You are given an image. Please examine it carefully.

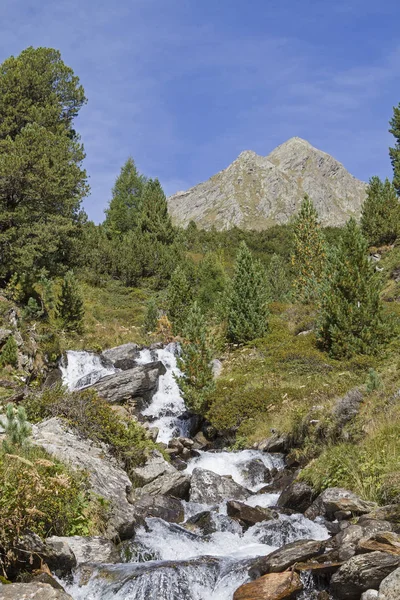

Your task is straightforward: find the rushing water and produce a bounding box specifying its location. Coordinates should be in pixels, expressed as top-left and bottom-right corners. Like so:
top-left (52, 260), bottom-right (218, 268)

top-left (60, 345), bottom-right (329, 600)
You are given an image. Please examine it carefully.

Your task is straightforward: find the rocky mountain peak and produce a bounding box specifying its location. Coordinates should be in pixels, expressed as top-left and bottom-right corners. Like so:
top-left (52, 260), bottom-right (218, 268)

top-left (167, 138), bottom-right (367, 231)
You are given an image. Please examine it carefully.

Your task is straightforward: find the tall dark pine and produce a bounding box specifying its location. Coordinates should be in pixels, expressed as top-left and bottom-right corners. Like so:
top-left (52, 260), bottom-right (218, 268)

top-left (139, 179), bottom-right (175, 245)
top-left (361, 176), bottom-right (400, 246)
top-left (389, 102), bottom-right (400, 196)
top-left (56, 271), bottom-right (84, 333)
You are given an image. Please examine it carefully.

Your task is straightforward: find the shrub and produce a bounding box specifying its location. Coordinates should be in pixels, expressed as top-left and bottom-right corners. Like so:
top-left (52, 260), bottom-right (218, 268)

top-left (0, 336), bottom-right (18, 368)
top-left (0, 404), bottom-right (31, 453)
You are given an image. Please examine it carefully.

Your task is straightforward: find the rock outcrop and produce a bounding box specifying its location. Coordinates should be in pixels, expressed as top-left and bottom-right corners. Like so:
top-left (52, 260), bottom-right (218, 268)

top-left (168, 137), bottom-right (366, 231)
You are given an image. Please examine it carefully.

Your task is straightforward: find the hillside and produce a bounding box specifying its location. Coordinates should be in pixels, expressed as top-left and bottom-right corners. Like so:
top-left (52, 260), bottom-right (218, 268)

top-left (167, 137), bottom-right (367, 230)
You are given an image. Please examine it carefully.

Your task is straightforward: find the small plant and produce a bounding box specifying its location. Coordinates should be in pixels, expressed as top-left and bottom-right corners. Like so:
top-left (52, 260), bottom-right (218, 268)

top-left (0, 403), bottom-right (31, 454)
top-left (366, 368), bottom-right (382, 393)
top-left (22, 297), bottom-right (44, 320)
top-left (0, 336), bottom-right (18, 369)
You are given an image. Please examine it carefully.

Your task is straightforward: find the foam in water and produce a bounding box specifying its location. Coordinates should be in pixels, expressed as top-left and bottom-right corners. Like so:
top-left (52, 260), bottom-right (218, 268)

top-left (60, 350), bottom-right (117, 391)
top-left (185, 450), bottom-right (284, 491)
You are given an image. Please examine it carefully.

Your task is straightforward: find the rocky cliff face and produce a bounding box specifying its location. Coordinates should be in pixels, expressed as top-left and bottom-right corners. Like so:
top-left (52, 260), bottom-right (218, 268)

top-left (167, 137), bottom-right (367, 230)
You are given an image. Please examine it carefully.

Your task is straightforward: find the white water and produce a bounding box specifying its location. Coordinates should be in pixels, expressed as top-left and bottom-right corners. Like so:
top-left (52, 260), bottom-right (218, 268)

top-left (59, 345), bottom-right (329, 600)
top-left (60, 350), bottom-right (117, 391)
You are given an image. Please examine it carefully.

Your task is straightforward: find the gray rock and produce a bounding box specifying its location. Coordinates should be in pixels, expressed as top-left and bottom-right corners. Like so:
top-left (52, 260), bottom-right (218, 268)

top-left (249, 539), bottom-right (325, 577)
top-left (167, 137), bottom-right (366, 231)
top-left (333, 521), bottom-right (394, 562)
top-left (0, 328), bottom-right (12, 345)
top-left (241, 458), bottom-right (272, 488)
top-left (361, 592), bottom-right (379, 600)
top-left (189, 468), bottom-right (250, 504)
top-left (226, 500), bottom-right (278, 527)
top-left (305, 487), bottom-right (377, 521)
top-left (32, 418), bottom-right (139, 540)
top-left (332, 389), bottom-right (364, 428)
top-left (47, 536), bottom-right (119, 565)
top-left (101, 343), bottom-right (141, 370)
top-left (0, 583), bottom-right (73, 600)
top-left (378, 566), bottom-right (400, 599)
top-left (211, 359), bottom-right (223, 378)
top-left (330, 552), bottom-right (400, 599)
top-left (138, 471), bottom-right (190, 499)
top-left (92, 362), bottom-right (166, 408)
top-left (257, 433), bottom-right (289, 453)
top-left (130, 450), bottom-right (176, 486)
top-left (9, 531), bottom-right (76, 578)
top-left (277, 481), bottom-right (316, 513)
top-left (132, 494), bottom-right (184, 523)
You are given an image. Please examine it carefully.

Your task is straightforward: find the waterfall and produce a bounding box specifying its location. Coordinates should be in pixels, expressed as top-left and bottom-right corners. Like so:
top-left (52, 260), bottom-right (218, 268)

top-left (60, 350), bottom-right (117, 391)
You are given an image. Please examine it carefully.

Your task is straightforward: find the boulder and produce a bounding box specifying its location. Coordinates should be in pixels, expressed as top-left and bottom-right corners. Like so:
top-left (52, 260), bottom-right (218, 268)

top-left (32, 418), bottom-right (139, 540)
top-left (333, 522), bottom-right (394, 562)
top-left (130, 450), bottom-right (177, 486)
top-left (305, 488), bottom-right (377, 521)
top-left (241, 458), bottom-right (272, 488)
top-left (132, 494), bottom-right (184, 523)
top-left (192, 431), bottom-right (211, 450)
top-left (0, 583), bottom-right (73, 600)
top-left (257, 433), bottom-right (290, 453)
top-left (9, 532), bottom-right (76, 578)
top-left (227, 500), bottom-right (278, 528)
top-left (47, 536), bottom-right (119, 565)
top-left (92, 361), bottom-right (166, 409)
top-left (360, 505), bottom-right (400, 526)
top-left (137, 471), bottom-right (190, 499)
top-left (357, 532), bottom-right (400, 556)
top-left (361, 593), bottom-right (378, 600)
top-left (332, 389), bottom-right (363, 429)
top-left (249, 539), bottom-right (325, 577)
top-left (185, 510), bottom-right (241, 536)
top-left (101, 343), bottom-right (141, 370)
top-left (233, 571), bottom-right (303, 600)
top-left (189, 468), bottom-right (250, 504)
top-left (259, 468), bottom-right (295, 494)
top-left (277, 481), bottom-right (316, 514)
top-left (330, 552), bottom-right (400, 599)
top-left (378, 566), bottom-right (400, 599)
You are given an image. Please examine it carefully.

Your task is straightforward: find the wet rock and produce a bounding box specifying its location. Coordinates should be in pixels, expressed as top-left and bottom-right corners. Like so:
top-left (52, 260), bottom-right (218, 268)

top-left (241, 458), bottom-right (272, 488)
top-left (0, 583), bottom-right (73, 599)
top-left (101, 343), bottom-right (141, 370)
top-left (305, 487), bottom-right (377, 521)
top-left (92, 361), bottom-right (166, 408)
top-left (227, 500), bottom-right (278, 528)
top-left (361, 591), bottom-right (378, 600)
top-left (259, 468), bottom-right (295, 494)
top-left (330, 551), bottom-right (400, 599)
top-left (47, 536), bottom-right (119, 565)
top-left (257, 433), bottom-right (290, 453)
top-left (132, 493), bottom-right (184, 523)
top-left (130, 450), bottom-right (176, 486)
top-left (378, 565), bottom-right (400, 599)
top-left (189, 468), bottom-right (250, 504)
top-left (249, 539), bottom-right (325, 577)
top-left (277, 481), bottom-right (316, 514)
top-left (138, 471), bottom-right (191, 499)
top-left (233, 571), bottom-right (303, 600)
top-left (32, 418), bottom-right (139, 540)
top-left (357, 531), bottom-right (400, 556)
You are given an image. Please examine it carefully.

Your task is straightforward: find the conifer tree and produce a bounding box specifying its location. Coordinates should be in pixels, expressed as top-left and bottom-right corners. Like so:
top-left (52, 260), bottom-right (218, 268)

top-left (177, 302), bottom-right (215, 415)
top-left (361, 176), bottom-right (400, 246)
top-left (267, 253), bottom-right (292, 302)
top-left (292, 196), bottom-right (326, 303)
top-left (389, 102), bottom-right (400, 196)
top-left (318, 219), bottom-right (386, 358)
top-left (0, 336), bottom-right (18, 368)
top-left (56, 271), bottom-right (84, 332)
top-left (104, 157), bottom-right (146, 237)
top-left (139, 179), bottom-right (175, 245)
top-left (0, 403), bottom-right (31, 453)
top-left (226, 241), bottom-right (269, 343)
top-left (167, 266), bottom-right (192, 334)
top-left (143, 297), bottom-right (159, 334)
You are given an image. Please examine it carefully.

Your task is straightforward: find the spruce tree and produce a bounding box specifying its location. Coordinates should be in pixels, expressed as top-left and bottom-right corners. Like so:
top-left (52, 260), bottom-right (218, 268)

top-left (361, 176), bottom-right (400, 246)
top-left (56, 271), bottom-right (84, 332)
top-left (292, 196), bottom-right (326, 303)
top-left (227, 241), bottom-right (269, 343)
top-left (104, 157), bottom-right (146, 237)
top-left (176, 302), bottom-right (215, 415)
top-left (389, 102), bottom-right (400, 196)
top-left (267, 253), bottom-right (292, 302)
top-left (318, 219), bottom-right (386, 358)
top-left (139, 179), bottom-right (175, 245)
top-left (167, 266), bottom-right (192, 334)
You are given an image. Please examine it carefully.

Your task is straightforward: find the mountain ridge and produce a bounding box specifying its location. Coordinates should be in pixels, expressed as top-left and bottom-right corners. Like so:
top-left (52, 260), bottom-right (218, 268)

top-left (167, 137), bottom-right (367, 230)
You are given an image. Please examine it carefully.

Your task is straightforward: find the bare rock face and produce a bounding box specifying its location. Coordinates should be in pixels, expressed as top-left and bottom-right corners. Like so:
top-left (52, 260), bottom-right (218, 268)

top-left (168, 138), bottom-right (366, 231)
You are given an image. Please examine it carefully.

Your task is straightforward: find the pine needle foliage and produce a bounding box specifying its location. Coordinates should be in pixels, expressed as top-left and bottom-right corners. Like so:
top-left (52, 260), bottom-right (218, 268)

top-left (56, 271), bottom-right (84, 332)
top-left (389, 102), bottom-right (400, 196)
top-left (317, 218), bottom-right (387, 358)
top-left (361, 176), bottom-right (400, 246)
top-left (267, 253), bottom-right (292, 302)
top-left (0, 403), bottom-right (31, 454)
top-left (226, 241), bottom-right (269, 344)
top-left (177, 302), bottom-right (215, 415)
top-left (292, 196), bottom-right (327, 303)
top-left (0, 336), bottom-right (18, 368)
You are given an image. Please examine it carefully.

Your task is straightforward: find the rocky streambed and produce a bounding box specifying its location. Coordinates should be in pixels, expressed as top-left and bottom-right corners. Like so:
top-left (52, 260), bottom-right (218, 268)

top-left (2, 343), bottom-right (400, 600)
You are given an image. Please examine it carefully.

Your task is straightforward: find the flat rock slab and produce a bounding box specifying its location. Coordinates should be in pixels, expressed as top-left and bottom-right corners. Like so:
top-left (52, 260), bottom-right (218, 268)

top-left (132, 494), bottom-right (184, 523)
top-left (0, 583), bottom-right (72, 600)
top-left (101, 343), bottom-right (141, 370)
top-left (233, 571), bottom-right (303, 600)
top-left (305, 487), bottom-right (377, 521)
top-left (189, 468), bottom-right (250, 504)
top-left (130, 450), bottom-right (176, 486)
top-left (139, 471), bottom-right (190, 499)
top-left (227, 500), bottom-right (278, 527)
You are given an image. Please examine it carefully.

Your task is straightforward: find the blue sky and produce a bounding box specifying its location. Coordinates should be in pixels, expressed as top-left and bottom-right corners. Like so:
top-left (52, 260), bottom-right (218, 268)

top-left (1, 0), bottom-right (400, 223)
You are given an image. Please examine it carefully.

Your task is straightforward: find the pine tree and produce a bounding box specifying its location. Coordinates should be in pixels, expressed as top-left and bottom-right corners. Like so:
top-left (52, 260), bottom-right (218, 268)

top-left (292, 196), bottom-right (326, 303)
top-left (0, 403), bottom-right (31, 453)
top-left (56, 271), bottom-right (84, 332)
top-left (318, 219), bottom-right (387, 358)
top-left (197, 252), bottom-right (227, 315)
top-left (0, 336), bottom-right (18, 368)
top-left (139, 179), bottom-right (175, 245)
top-left (227, 241), bottom-right (269, 343)
top-left (143, 297), bottom-right (159, 334)
top-left (361, 176), bottom-right (400, 246)
top-left (267, 253), bottom-right (292, 302)
top-left (176, 302), bottom-right (215, 415)
top-left (104, 157), bottom-right (146, 237)
top-left (167, 266), bottom-right (192, 334)
top-left (389, 102), bottom-right (400, 196)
